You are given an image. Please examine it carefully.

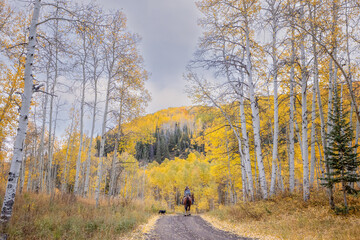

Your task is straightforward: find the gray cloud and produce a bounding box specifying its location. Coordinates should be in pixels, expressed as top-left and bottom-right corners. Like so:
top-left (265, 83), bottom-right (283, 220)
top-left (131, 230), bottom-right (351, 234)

top-left (100, 0), bottom-right (201, 113)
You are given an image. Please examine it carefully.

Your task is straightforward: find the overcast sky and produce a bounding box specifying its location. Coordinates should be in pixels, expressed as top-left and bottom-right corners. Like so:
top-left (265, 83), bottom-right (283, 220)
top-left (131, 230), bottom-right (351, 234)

top-left (99, 0), bottom-right (202, 113)
top-left (9, 0), bottom-right (202, 138)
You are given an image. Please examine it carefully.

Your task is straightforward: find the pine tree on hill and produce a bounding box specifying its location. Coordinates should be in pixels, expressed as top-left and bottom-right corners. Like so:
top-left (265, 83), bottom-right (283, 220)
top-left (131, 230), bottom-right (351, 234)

top-left (155, 128), bottom-right (162, 163)
top-left (322, 85), bottom-right (360, 211)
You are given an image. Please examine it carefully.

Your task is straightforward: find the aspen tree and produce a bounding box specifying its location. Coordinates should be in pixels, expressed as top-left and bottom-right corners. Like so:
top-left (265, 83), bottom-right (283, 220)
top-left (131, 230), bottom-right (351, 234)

top-left (297, 1), bottom-right (310, 201)
top-left (266, 0), bottom-right (282, 197)
top-left (84, 15), bottom-right (104, 197)
top-left (242, 0), bottom-right (268, 199)
top-left (309, 1), bottom-right (318, 188)
top-left (0, 0), bottom-right (41, 227)
top-left (73, 13), bottom-right (89, 195)
top-left (95, 12), bottom-right (128, 206)
top-left (289, 26), bottom-right (296, 192)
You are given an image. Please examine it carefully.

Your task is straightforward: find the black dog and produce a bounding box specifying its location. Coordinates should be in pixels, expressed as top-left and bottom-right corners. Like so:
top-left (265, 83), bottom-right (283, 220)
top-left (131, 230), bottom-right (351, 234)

top-left (158, 210), bottom-right (166, 215)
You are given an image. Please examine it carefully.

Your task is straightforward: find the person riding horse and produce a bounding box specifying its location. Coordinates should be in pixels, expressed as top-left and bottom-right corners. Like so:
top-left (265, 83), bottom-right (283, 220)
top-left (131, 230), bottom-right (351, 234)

top-left (183, 186), bottom-right (194, 216)
top-left (184, 186), bottom-right (194, 204)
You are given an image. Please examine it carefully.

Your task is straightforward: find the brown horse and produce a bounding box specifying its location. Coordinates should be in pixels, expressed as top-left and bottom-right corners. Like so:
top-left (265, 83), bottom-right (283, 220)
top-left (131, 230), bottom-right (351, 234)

top-left (183, 193), bottom-right (194, 216)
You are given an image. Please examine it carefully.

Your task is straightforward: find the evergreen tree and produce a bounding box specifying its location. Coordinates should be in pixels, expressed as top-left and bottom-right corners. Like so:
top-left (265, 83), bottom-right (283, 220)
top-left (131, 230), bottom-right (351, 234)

top-left (322, 85), bottom-right (360, 210)
top-left (155, 127), bottom-right (162, 163)
top-left (135, 142), bottom-right (142, 160)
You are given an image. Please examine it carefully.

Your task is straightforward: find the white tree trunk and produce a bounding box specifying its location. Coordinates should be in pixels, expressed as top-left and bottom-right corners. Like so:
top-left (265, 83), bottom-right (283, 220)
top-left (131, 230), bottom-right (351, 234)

top-left (109, 128), bottom-right (120, 196)
top-left (61, 118), bottom-right (74, 192)
top-left (84, 83), bottom-right (97, 197)
top-left (239, 84), bottom-right (254, 200)
top-left (194, 72), bottom-right (252, 200)
top-left (26, 147), bottom-right (33, 192)
top-left (225, 136), bottom-right (234, 204)
top-left (310, 85), bottom-right (316, 188)
top-left (245, 15), bottom-right (267, 199)
top-left (309, 6), bottom-right (318, 188)
top-left (46, 10), bottom-right (60, 195)
top-left (50, 101), bottom-right (59, 195)
top-left (270, 17), bottom-right (279, 197)
top-left (74, 36), bottom-right (88, 194)
top-left (95, 75), bottom-right (111, 207)
top-left (37, 76), bottom-right (49, 192)
top-left (47, 93), bottom-right (54, 194)
top-left (300, 10), bottom-right (309, 200)
top-left (289, 31), bottom-right (295, 193)
top-left (0, 0), bottom-right (41, 224)
top-left (19, 146), bottom-right (27, 194)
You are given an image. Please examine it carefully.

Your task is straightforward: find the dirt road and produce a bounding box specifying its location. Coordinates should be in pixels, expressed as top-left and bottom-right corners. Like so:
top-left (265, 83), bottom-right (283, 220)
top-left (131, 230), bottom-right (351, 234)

top-left (145, 215), bottom-right (253, 240)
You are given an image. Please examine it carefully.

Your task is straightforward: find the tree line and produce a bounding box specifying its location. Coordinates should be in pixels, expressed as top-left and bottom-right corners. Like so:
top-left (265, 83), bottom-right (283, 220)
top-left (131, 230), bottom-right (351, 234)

top-left (0, 0), bottom-right (149, 229)
top-left (186, 0), bottom-right (360, 208)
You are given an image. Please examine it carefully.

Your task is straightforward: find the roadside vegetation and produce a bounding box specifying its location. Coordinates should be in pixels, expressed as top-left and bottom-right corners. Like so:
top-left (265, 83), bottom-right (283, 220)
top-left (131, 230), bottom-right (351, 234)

top-left (205, 191), bottom-right (360, 240)
top-left (0, 190), bottom-right (157, 240)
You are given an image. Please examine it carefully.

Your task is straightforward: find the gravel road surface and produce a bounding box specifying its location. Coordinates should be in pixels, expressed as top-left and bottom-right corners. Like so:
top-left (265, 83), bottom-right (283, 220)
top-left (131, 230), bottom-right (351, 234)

top-left (145, 215), bottom-right (254, 240)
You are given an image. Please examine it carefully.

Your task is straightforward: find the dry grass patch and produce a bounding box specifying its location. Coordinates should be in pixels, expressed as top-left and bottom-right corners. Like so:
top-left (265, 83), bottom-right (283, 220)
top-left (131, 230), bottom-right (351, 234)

top-left (206, 190), bottom-right (360, 240)
top-left (0, 191), bottom-right (157, 240)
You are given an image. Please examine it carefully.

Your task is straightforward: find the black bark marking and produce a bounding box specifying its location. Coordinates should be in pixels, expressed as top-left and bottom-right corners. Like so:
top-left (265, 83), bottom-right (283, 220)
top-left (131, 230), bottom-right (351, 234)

top-left (8, 173), bottom-right (15, 182)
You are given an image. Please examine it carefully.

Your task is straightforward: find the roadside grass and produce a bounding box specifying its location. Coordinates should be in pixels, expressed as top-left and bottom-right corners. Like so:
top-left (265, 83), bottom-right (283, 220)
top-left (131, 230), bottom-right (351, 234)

top-left (205, 190), bottom-right (360, 240)
top-left (0, 191), bottom-right (158, 240)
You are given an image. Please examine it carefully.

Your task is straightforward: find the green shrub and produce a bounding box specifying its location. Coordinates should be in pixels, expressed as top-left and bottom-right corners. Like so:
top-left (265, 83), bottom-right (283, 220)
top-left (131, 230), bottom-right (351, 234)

top-left (115, 217), bottom-right (137, 233)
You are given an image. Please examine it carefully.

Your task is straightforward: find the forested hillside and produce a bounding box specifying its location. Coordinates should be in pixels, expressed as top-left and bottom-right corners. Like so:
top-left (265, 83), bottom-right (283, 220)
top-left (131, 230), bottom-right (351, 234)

top-left (124, 107), bottom-right (209, 162)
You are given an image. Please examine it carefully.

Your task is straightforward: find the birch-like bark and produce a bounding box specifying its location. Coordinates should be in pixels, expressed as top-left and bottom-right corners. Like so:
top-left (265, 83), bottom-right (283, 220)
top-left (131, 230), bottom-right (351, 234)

top-left (26, 145), bottom-right (33, 192)
top-left (345, 0), bottom-right (353, 129)
top-left (309, 5), bottom-right (318, 188)
top-left (84, 79), bottom-right (97, 197)
top-left (310, 84), bottom-right (316, 188)
top-left (191, 73), bottom-right (252, 200)
top-left (109, 126), bottom-right (120, 196)
top-left (37, 76), bottom-right (49, 192)
top-left (50, 101), bottom-right (59, 196)
top-left (269, 3), bottom-right (279, 196)
top-left (225, 135), bottom-right (234, 204)
top-left (239, 84), bottom-right (254, 200)
top-left (289, 29), bottom-right (295, 192)
top-left (19, 146), bottom-right (27, 194)
top-left (0, 0), bottom-right (41, 225)
top-left (95, 75), bottom-right (111, 207)
top-left (300, 5), bottom-right (309, 201)
top-left (109, 99), bottom-right (123, 196)
top-left (47, 8), bottom-right (60, 195)
top-left (74, 33), bottom-right (88, 194)
top-left (313, 24), bottom-right (328, 192)
top-left (61, 117), bottom-right (74, 192)
top-left (244, 7), bottom-right (267, 199)
top-left (344, 0), bottom-right (356, 186)
top-left (47, 92), bottom-right (54, 194)
top-left (223, 50), bottom-right (254, 200)
top-left (241, 158), bottom-right (247, 202)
